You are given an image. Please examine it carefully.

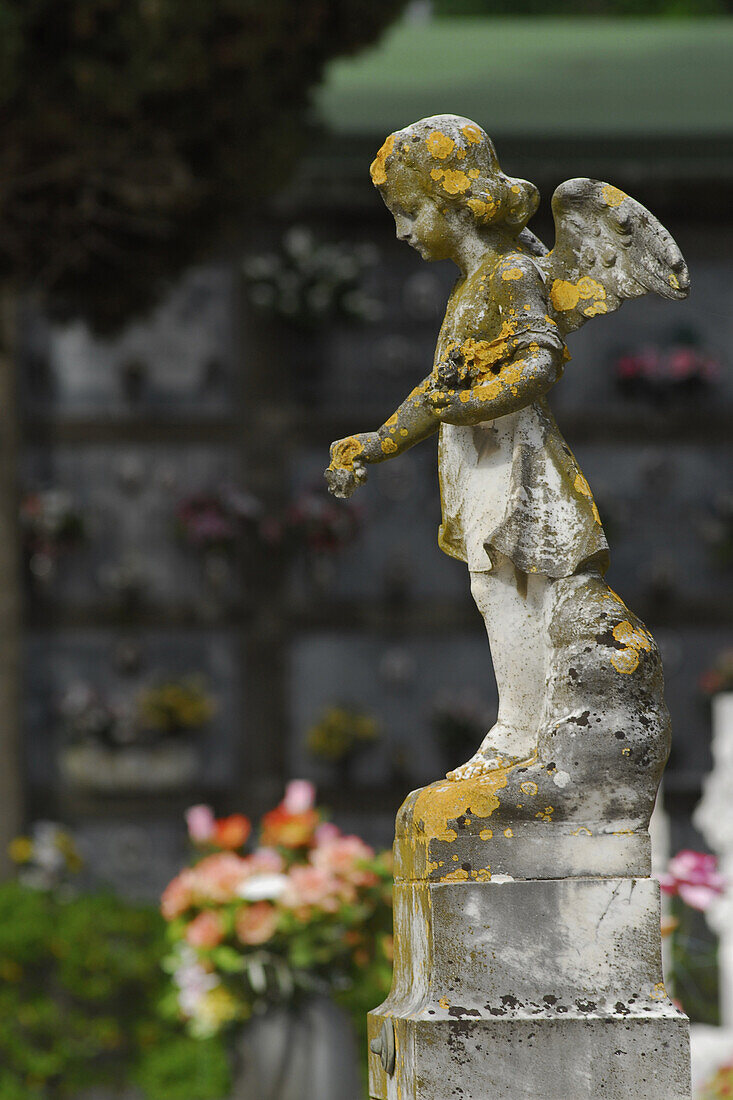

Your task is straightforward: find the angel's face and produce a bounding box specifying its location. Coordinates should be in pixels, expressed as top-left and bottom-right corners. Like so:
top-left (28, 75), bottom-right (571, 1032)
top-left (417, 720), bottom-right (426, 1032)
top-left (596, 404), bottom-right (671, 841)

top-left (381, 161), bottom-right (456, 263)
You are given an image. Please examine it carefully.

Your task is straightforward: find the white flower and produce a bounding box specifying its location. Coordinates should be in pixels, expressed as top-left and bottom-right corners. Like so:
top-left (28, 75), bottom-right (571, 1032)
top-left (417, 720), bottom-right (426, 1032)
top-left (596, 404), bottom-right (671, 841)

top-left (237, 873), bottom-right (289, 902)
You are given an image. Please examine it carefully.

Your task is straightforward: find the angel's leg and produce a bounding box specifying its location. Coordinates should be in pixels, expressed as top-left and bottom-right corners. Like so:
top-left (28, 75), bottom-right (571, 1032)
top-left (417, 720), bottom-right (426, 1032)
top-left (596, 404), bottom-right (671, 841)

top-left (448, 556), bottom-right (548, 780)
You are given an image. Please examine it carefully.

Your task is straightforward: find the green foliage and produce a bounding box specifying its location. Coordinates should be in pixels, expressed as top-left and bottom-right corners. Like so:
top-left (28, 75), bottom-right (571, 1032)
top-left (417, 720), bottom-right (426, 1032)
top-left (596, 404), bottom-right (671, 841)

top-left (668, 897), bottom-right (720, 1026)
top-left (434, 0), bottom-right (728, 12)
top-left (135, 1037), bottom-right (231, 1100)
top-left (0, 0), bottom-right (407, 329)
top-left (0, 881), bottom-right (230, 1100)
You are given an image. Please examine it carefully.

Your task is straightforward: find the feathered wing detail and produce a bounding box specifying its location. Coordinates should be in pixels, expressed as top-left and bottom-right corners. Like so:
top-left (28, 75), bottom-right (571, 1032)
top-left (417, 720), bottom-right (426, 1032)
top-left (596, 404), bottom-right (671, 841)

top-left (536, 179), bottom-right (689, 336)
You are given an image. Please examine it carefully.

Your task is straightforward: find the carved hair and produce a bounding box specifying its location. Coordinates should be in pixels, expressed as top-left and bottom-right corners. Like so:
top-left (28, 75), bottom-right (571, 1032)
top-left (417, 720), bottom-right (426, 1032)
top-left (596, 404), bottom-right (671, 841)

top-left (370, 114), bottom-right (538, 233)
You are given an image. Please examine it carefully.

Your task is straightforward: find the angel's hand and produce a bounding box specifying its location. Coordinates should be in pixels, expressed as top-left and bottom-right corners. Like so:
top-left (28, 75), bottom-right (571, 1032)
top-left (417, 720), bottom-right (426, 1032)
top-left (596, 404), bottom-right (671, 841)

top-left (325, 432), bottom-right (380, 498)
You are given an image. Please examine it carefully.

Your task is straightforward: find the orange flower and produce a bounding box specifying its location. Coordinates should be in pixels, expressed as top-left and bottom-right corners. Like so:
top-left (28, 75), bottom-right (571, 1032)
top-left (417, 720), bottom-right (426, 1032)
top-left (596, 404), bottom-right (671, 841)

top-left (260, 806), bottom-right (319, 849)
top-left (185, 910), bottom-right (225, 949)
top-left (161, 869), bottom-right (197, 919)
top-left (214, 814), bottom-right (251, 850)
top-left (235, 901), bottom-right (278, 946)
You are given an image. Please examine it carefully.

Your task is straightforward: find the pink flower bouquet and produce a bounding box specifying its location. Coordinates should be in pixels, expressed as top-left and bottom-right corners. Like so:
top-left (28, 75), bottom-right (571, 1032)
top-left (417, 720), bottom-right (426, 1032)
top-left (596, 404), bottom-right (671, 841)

top-left (658, 850), bottom-right (725, 912)
top-left (160, 781), bottom-right (393, 1037)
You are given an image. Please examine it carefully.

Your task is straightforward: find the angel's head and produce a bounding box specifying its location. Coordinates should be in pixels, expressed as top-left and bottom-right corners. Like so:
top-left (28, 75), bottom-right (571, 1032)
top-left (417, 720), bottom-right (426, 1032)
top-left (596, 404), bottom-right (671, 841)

top-left (370, 115), bottom-right (538, 262)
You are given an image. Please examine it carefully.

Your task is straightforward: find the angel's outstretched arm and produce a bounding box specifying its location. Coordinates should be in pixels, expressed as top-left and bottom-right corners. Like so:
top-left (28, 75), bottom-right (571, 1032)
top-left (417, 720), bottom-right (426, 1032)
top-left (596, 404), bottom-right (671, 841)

top-left (325, 374), bottom-right (440, 498)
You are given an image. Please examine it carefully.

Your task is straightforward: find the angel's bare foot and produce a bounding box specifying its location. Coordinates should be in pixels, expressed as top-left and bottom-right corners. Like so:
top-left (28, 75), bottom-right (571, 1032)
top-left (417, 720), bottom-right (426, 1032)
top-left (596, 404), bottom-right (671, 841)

top-left (447, 750), bottom-right (522, 781)
top-left (446, 723), bottom-right (536, 781)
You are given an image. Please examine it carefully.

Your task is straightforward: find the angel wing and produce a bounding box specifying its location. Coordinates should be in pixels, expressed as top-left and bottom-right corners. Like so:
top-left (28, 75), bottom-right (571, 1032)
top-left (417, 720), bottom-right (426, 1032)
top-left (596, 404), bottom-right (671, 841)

top-left (536, 179), bottom-right (689, 336)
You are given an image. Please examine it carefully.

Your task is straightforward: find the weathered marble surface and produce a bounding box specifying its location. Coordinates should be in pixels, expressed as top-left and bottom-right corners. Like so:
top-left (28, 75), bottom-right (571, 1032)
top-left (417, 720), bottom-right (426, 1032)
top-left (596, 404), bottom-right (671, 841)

top-left (369, 767), bottom-right (690, 1099)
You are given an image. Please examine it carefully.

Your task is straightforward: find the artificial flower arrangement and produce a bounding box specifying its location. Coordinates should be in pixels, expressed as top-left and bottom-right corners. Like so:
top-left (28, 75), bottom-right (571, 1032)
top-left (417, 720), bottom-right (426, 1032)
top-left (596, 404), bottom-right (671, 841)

top-left (659, 850), bottom-right (726, 913)
top-left (262, 486), bottom-right (362, 556)
top-left (20, 488), bottom-right (85, 585)
top-left (160, 781), bottom-right (393, 1045)
top-left (614, 331), bottom-right (720, 404)
top-left (138, 677), bottom-right (216, 739)
top-left (657, 850), bottom-right (725, 1027)
top-left (175, 488), bottom-right (262, 554)
top-left (243, 226), bottom-right (381, 328)
top-left (58, 676), bottom-right (217, 793)
top-left (305, 707), bottom-right (380, 782)
top-left (58, 676), bottom-right (216, 750)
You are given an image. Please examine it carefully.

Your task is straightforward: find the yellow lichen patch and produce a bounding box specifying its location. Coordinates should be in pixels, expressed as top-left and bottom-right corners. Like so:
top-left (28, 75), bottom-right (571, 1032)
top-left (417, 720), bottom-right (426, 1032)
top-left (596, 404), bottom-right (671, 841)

top-left (501, 267), bottom-right (524, 281)
top-left (468, 168), bottom-right (480, 179)
top-left (602, 184), bottom-right (627, 208)
top-left (431, 168), bottom-right (472, 195)
top-left (550, 276), bottom-right (607, 313)
top-left (467, 197), bottom-right (496, 222)
top-left (399, 428), bottom-right (409, 436)
top-left (479, 828), bottom-right (493, 840)
top-left (462, 123), bottom-right (482, 144)
top-left (385, 411), bottom-right (398, 427)
top-left (572, 827), bottom-right (593, 836)
top-left (650, 981), bottom-right (667, 1001)
top-left (622, 747), bottom-right (631, 755)
top-left (381, 437), bottom-right (398, 456)
top-left (370, 134), bottom-right (396, 186)
top-left (472, 868), bottom-right (492, 882)
top-left (669, 272), bottom-right (680, 290)
top-left (583, 301), bottom-right (608, 317)
top-left (439, 996), bottom-right (451, 1010)
top-left (412, 758), bottom-right (531, 838)
top-left (442, 867), bottom-right (469, 882)
top-left (503, 827), bottom-right (514, 838)
top-left (573, 472), bottom-right (602, 525)
top-left (610, 619), bottom-right (653, 675)
top-left (456, 148), bottom-right (466, 160)
top-left (329, 436), bottom-right (363, 471)
top-left (520, 781), bottom-right (538, 797)
top-left (511, 184), bottom-right (521, 194)
top-left (426, 130), bottom-right (455, 159)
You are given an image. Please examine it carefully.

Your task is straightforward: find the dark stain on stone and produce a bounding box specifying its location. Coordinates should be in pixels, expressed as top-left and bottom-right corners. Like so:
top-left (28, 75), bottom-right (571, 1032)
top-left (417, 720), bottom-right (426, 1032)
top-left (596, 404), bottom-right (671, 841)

top-left (595, 627), bottom-right (626, 650)
top-left (449, 1006), bottom-right (481, 1018)
top-left (569, 710), bottom-right (591, 727)
top-left (615, 731), bottom-right (626, 739)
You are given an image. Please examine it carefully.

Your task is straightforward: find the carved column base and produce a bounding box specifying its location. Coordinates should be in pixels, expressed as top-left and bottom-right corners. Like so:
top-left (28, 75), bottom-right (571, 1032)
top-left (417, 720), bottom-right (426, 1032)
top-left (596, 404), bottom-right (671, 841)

top-left (368, 779), bottom-right (691, 1099)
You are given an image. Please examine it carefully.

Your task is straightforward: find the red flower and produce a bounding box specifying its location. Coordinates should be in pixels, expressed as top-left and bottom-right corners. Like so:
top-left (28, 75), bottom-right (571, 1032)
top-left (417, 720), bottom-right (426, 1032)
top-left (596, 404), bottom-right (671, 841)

top-left (260, 805), bottom-right (320, 849)
top-left (213, 814), bottom-right (251, 850)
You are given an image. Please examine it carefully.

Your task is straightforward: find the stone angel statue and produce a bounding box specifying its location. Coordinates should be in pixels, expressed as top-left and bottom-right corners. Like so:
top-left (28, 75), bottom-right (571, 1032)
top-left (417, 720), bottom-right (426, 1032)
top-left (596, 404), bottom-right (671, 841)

top-left (325, 115), bottom-right (688, 823)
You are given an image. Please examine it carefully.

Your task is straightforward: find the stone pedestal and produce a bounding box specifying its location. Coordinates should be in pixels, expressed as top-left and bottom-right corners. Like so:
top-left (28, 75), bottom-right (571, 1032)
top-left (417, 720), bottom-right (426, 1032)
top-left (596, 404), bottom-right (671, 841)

top-left (368, 772), bottom-right (691, 1100)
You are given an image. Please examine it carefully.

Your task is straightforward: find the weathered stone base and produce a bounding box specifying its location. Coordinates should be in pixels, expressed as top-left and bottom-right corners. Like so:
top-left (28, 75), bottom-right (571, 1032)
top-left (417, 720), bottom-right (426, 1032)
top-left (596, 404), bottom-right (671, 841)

top-left (369, 1011), bottom-right (690, 1099)
top-left (369, 868), bottom-right (691, 1098)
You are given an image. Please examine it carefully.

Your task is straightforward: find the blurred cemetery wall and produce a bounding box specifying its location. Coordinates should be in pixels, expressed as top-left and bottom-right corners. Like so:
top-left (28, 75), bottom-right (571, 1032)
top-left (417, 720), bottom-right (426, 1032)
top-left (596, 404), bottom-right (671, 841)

top-left (16, 14), bottom-right (733, 897)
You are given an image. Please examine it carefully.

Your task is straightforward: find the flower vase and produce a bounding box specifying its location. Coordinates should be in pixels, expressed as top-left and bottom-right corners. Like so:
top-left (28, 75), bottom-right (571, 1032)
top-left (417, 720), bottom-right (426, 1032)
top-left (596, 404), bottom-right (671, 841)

top-left (230, 995), bottom-right (362, 1100)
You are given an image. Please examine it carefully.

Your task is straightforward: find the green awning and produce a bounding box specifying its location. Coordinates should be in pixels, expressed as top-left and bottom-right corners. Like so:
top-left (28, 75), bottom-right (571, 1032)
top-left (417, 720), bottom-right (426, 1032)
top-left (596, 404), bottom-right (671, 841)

top-left (314, 17), bottom-right (733, 139)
